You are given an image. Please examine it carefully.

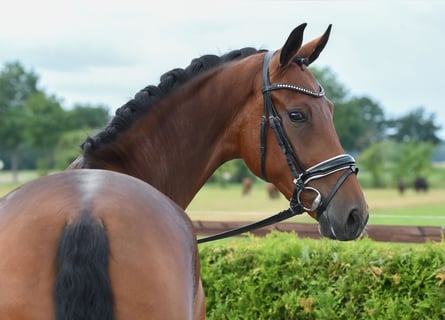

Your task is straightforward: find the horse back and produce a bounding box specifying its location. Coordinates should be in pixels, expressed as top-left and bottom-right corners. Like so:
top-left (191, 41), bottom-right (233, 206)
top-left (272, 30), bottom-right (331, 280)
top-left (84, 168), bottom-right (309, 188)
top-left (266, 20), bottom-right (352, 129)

top-left (0, 170), bottom-right (201, 319)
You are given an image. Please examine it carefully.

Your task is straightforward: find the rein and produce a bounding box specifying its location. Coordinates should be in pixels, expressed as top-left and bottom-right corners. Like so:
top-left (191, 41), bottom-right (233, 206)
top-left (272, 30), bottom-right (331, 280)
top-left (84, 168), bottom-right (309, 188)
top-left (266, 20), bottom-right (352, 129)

top-left (197, 51), bottom-right (357, 244)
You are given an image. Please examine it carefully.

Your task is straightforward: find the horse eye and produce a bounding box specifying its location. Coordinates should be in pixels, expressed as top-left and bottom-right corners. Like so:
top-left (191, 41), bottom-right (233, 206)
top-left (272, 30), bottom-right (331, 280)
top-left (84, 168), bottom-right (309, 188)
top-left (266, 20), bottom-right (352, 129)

top-left (288, 111), bottom-right (306, 123)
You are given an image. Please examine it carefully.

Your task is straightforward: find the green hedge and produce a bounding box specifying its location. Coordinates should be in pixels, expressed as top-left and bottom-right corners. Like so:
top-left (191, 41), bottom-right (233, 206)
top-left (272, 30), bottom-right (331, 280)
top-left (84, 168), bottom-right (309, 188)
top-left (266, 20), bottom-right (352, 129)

top-left (199, 232), bottom-right (445, 319)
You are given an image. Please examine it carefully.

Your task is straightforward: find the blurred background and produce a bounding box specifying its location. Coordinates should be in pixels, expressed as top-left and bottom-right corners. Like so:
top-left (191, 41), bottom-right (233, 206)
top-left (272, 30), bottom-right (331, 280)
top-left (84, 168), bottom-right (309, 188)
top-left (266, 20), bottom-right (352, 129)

top-left (1, 0), bottom-right (444, 227)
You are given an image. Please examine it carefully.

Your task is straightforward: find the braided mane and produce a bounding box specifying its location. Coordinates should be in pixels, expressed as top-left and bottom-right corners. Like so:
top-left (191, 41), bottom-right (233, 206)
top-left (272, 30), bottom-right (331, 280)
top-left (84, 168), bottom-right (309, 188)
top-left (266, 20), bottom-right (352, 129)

top-left (81, 47), bottom-right (262, 154)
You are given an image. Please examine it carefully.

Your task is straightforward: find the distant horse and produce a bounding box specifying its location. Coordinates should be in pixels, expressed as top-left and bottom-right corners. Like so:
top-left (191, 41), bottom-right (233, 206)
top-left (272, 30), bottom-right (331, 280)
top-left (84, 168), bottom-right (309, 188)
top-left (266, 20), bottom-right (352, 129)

top-left (267, 183), bottom-right (280, 199)
top-left (414, 177), bottom-right (429, 192)
top-left (0, 23), bottom-right (368, 319)
top-left (242, 177), bottom-right (253, 196)
top-left (397, 178), bottom-right (406, 195)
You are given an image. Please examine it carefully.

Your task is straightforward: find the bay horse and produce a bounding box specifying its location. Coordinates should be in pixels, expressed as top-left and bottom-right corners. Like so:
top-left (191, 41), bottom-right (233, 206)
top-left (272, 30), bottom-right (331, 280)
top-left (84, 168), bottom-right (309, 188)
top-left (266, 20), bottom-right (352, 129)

top-left (0, 23), bottom-right (368, 319)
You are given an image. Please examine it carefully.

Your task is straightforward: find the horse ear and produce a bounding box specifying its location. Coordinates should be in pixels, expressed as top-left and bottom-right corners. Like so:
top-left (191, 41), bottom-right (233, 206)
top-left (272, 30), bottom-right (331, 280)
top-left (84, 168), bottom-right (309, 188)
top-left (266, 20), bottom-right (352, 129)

top-left (296, 24), bottom-right (332, 66)
top-left (279, 23), bottom-right (307, 67)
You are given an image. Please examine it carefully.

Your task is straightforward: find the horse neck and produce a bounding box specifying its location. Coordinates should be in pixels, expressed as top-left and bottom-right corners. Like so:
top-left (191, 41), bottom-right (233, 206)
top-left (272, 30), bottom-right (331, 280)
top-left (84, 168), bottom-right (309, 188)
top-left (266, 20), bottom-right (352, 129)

top-left (84, 57), bottom-right (260, 208)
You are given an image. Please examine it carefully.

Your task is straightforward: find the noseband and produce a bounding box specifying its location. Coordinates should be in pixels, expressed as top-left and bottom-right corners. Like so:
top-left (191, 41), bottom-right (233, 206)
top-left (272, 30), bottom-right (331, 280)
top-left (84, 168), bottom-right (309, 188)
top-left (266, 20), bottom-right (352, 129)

top-left (197, 51), bottom-right (357, 244)
top-left (260, 50), bottom-right (357, 219)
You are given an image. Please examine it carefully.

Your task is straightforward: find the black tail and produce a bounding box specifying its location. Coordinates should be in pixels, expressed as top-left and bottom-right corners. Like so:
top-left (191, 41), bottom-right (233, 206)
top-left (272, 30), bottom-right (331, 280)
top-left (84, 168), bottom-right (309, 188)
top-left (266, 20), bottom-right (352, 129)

top-left (54, 215), bottom-right (113, 320)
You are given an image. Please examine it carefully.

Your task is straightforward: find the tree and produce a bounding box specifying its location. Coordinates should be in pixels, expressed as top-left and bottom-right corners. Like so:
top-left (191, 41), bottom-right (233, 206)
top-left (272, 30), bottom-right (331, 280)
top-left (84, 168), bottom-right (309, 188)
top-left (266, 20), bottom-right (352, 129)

top-left (334, 96), bottom-right (386, 151)
top-left (392, 141), bottom-right (434, 182)
top-left (23, 92), bottom-right (66, 174)
top-left (0, 61), bottom-right (38, 112)
top-left (54, 129), bottom-right (91, 170)
top-left (53, 104), bottom-right (110, 169)
top-left (65, 103), bottom-right (110, 130)
top-left (311, 67), bottom-right (387, 152)
top-left (359, 141), bottom-right (434, 188)
top-left (0, 62), bottom-right (39, 181)
top-left (209, 159), bottom-right (253, 185)
top-left (388, 107), bottom-right (441, 145)
top-left (358, 142), bottom-right (389, 188)
top-left (0, 61), bottom-right (111, 176)
top-left (310, 66), bottom-right (348, 105)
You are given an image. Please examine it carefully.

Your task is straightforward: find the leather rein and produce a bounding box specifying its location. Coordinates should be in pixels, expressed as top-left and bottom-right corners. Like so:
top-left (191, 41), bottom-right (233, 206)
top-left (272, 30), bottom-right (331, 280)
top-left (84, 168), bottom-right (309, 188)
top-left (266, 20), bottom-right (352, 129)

top-left (197, 51), bottom-right (357, 244)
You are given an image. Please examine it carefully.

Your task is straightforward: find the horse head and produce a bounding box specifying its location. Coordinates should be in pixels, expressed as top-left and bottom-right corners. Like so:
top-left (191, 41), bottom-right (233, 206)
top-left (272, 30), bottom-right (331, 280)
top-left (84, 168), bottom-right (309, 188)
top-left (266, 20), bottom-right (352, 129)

top-left (240, 24), bottom-right (368, 240)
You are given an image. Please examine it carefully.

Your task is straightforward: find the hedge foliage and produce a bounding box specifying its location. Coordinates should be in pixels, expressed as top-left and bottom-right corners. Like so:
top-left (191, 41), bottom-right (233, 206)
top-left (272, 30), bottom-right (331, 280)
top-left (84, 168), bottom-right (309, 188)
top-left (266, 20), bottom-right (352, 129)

top-left (199, 232), bottom-right (445, 319)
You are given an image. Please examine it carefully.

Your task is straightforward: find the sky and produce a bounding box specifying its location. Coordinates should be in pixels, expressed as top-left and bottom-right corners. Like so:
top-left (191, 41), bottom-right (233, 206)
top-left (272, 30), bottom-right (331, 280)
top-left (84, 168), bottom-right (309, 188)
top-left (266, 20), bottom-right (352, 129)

top-left (1, 0), bottom-right (444, 139)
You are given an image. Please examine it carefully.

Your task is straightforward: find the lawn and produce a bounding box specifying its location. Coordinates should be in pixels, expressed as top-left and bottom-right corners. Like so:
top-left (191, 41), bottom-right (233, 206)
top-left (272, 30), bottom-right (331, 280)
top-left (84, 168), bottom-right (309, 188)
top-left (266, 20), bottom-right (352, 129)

top-left (1, 171), bottom-right (445, 227)
top-left (187, 183), bottom-right (445, 227)
top-left (0, 171), bottom-right (39, 197)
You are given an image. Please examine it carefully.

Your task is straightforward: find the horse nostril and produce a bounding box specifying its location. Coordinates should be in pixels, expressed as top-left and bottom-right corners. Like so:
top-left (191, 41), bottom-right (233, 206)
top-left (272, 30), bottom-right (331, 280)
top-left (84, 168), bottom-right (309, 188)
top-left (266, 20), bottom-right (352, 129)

top-left (347, 208), bottom-right (362, 233)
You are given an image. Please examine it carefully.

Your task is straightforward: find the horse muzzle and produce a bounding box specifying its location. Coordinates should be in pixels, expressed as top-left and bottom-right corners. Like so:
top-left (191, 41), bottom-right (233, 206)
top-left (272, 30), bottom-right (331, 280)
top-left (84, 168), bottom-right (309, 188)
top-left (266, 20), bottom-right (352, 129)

top-left (318, 207), bottom-right (369, 241)
top-left (287, 154), bottom-right (368, 240)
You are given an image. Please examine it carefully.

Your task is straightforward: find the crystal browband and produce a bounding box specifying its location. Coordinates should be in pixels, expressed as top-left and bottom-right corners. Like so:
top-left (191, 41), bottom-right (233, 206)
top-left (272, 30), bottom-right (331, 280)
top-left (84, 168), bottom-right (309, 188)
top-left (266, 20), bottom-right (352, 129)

top-left (262, 83), bottom-right (325, 98)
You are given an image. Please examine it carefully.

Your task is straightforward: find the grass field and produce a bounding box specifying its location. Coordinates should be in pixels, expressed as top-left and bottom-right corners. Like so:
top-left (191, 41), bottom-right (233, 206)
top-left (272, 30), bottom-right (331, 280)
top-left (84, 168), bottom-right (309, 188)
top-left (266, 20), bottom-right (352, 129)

top-left (187, 183), bottom-right (445, 226)
top-left (1, 171), bottom-right (445, 227)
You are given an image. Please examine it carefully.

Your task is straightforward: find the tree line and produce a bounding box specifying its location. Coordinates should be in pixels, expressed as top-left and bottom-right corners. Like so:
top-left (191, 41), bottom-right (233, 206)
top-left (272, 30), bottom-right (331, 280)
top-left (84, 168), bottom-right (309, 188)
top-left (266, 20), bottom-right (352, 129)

top-left (312, 67), bottom-right (442, 188)
top-left (0, 62), bottom-right (109, 181)
top-left (0, 61), bottom-right (442, 186)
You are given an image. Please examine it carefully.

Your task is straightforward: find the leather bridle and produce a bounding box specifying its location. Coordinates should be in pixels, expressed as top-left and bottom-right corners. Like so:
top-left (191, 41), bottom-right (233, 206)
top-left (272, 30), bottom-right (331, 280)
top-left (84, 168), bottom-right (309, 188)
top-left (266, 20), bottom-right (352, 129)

top-left (260, 51), bottom-right (358, 218)
top-left (197, 51), bottom-right (358, 244)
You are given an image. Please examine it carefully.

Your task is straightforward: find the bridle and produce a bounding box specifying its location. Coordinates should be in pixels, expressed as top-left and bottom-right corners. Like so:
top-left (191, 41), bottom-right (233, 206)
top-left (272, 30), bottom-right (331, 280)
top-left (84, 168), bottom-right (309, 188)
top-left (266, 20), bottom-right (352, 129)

top-left (260, 50), bottom-right (358, 218)
top-left (197, 51), bottom-right (358, 244)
